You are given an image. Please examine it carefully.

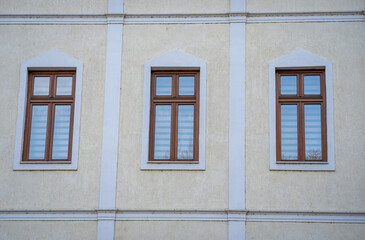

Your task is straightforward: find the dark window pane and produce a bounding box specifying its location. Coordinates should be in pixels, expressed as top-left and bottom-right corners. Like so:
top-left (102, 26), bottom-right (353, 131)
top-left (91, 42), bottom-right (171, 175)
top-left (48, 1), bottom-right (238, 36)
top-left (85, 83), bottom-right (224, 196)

top-left (305, 105), bottom-right (322, 160)
top-left (52, 105), bottom-right (71, 159)
top-left (179, 76), bottom-right (194, 95)
top-left (281, 105), bottom-right (298, 160)
top-left (177, 105), bottom-right (194, 159)
top-left (154, 105), bottom-right (171, 159)
top-left (156, 76), bottom-right (172, 95)
top-left (304, 75), bottom-right (321, 95)
top-left (29, 105), bottom-right (48, 159)
top-left (280, 75), bottom-right (297, 95)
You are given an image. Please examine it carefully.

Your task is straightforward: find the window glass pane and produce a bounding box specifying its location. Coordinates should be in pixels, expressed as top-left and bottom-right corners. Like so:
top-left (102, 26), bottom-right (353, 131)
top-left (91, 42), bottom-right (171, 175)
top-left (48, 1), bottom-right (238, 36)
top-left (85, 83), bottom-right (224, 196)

top-left (280, 75), bottom-right (297, 95)
top-left (304, 75), bottom-right (321, 95)
top-left (154, 105), bottom-right (171, 159)
top-left (33, 77), bottom-right (50, 95)
top-left (305, 105), bottom-right (322, 160)
top-left (179, 76), bottom-right (194, 95)
top-left (29, 105), bottom-right (48, 159)
top-left (56, 76), bottom-right (73, 95)
top-left (52, 105), bottom-right (71, 160)
top-left (281, 105), bottom-right (298, 160)
top-left (177, 105), bottom-right (194, 159)
top-left (156, 76), bottom-right (172, 95)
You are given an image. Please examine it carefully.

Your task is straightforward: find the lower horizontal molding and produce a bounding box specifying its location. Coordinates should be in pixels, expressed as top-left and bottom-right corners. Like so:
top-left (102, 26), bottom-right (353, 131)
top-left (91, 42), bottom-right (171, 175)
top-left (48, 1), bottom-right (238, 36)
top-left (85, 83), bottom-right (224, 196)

top-left (0, 209), bottom-right (364, 223)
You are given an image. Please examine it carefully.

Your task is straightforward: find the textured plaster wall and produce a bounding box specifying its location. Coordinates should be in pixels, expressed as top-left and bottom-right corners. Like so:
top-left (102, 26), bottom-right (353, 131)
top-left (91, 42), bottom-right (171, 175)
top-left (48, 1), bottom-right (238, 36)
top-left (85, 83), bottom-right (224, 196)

top-left (115, 221), bottom-right (227, 240)
top-left (117, 24), bottom-right (229, 209)
top-left (246, 222), bottom-right (365, 240)
top-left (245, 22), bottom-right (365, 211)
top-left (0, 221), bottom-right (97, 240)
top-left (124, 0), bottom-right (229, 14)
top-left (0, 0), bottom-right (107, 14)
top-left (246, 0), bottom-right (365, 12)
top-left (0, 25), bottom-right (106, 209)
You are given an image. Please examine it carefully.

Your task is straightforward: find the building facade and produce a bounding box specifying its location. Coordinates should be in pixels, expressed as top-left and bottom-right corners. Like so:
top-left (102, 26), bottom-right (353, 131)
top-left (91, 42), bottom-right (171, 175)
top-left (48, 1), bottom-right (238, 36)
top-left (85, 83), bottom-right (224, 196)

top-left (0, 0), bottom-right (364, 239)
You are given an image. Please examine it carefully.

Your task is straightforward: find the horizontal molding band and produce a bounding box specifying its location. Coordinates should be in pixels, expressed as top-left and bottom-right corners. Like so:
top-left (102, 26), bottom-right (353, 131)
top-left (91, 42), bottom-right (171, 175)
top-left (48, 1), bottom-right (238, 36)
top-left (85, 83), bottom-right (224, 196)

top-left (0, 11), bottom-right (363, 25)
top-left (0, 209), bottom-right (364, 223)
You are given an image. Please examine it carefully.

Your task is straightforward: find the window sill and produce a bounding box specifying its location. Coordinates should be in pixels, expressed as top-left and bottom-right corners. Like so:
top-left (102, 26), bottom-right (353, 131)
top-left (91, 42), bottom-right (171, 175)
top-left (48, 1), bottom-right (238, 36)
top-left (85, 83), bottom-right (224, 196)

top-left (276, 161), bottom-right (327, 164)
top-left (148, 161), bottom-right (199, 164)
top-left (14, 160), bottom-right (77, 171)
top-left (21, 160), bottom-right (72, 164)
top-left (270, 161), bottom-right (335, 171)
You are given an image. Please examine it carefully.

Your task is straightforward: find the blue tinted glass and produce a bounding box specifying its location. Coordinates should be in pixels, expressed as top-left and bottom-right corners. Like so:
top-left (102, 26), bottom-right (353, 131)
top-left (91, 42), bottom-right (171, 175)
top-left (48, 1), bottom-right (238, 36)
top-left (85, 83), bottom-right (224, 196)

top-left (304, 75), bottom-right (321, 95)
top-left (281, 75), bottom-right (297, 95)
top-left (33, 77), bottom-right (50, 95)
top-left (305, 105), bottom-right (322, 160)
top-left (29, 105), bottom-right (48, 159)
top-left (154, 105), bottom-right (171, 159)
top-left (177, 105), bottom-right (194, 159)
top-left (156, 76), bottom-right (172, 95)
top-left (56, 77), bottom-right (73, 95)
top-left (281, 105), bottom-right (298, 160)
top-left (52, 105), bottom-right (71, 159)
top-left (179, 76), bottom-right (194, 95)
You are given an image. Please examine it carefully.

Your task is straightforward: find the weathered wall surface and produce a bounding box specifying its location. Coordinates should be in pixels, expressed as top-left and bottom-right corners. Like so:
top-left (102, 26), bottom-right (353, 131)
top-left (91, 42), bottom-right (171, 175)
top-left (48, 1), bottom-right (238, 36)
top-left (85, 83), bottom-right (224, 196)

top-left (124, 0), bottom-right (229, 14)
top-left (0, 25), bottom-right (106, 209)
top-left (117, 24), bottom-right (230, 210)
top-left (115, 221), bottom-right (227, 240)
top-left (246, 222), bottom-right (365, 240)
top-left (246, 0), bottom-right (365, 12)
top-left (0, 221), bottom-right (97, 240)
top-left (245, 22), bottom-right (365, 211)
top-left (0, 0), bottom-right (107, 14)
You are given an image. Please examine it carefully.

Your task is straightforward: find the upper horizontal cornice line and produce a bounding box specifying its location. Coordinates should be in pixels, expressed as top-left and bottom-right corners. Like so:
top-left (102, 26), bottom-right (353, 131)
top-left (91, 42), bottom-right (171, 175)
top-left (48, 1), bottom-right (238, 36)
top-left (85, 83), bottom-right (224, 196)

top-left (0, 11), bottom-right (363, 25)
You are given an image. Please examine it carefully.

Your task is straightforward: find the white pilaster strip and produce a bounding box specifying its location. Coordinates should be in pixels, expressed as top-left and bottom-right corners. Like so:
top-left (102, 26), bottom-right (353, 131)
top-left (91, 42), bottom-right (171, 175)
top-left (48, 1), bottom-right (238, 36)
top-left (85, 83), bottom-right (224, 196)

top-left (98, 0), bottom-right (124, 239)
top-left (229, 0), bottom-right (246, 239)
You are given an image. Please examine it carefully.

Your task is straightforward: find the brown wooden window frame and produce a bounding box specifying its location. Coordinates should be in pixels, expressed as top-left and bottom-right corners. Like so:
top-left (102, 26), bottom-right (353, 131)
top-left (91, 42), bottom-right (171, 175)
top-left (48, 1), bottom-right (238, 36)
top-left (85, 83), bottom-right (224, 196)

top-left (276, 69), bottom-right (327, 163)
top-left (149, 71), bottom-right (200, 163)
top-left (22, 71), bottom-right (76, 163)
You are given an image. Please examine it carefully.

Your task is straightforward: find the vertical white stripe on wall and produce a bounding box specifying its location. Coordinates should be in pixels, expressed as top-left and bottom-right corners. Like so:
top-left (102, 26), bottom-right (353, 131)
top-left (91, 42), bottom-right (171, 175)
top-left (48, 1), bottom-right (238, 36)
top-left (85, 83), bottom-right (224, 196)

top-left (229, 0), bottom-right (246, 239)
top-left (98, 0), bottom-right (124, 239)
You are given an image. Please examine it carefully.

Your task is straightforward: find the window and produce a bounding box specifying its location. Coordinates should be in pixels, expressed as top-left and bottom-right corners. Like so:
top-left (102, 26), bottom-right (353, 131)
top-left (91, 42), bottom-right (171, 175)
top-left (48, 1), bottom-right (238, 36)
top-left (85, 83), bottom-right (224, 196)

top-left (14, 50), bottom-right (83, 170)
top-left (269, 50), bottom-right (335, 171)
top-left (22, 71), bottom-right (75, 162)
top-left (141, 50), bottom-right (206, 170)
top-left (149, 71), bottom-right (199, 162)
top-left (276, 70), bottom-right (327, 163)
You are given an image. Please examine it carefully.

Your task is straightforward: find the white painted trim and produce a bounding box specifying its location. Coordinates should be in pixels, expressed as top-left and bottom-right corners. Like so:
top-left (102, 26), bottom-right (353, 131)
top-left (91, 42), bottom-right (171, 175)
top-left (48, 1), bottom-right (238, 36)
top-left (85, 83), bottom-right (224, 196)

top-left (269, 50), bottom-right (335, 171)
top-left (230, 0), bottom-right (246, 12)
top-left (141, 50), bottom-right (206, 170)
top-left (0, 12), bottom-right (363, 25)
top-left (229, 221), bottom-right (246, 240)
top-left (108, 0), bottom-right (124, 14)
top-left (229, 22), bottom-right (246, 210)
top-left (99, 23), bottom-right (123, 209)
top-left (13, 50), bottom-right (83, 170)
top-left (1, 210), bottom-right (364, 223)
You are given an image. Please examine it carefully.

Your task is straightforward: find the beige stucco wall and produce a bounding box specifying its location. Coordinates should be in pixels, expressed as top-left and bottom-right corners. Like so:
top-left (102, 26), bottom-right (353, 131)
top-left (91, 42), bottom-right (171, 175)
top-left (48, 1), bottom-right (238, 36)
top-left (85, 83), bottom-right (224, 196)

top-left (246, 22), bottom-right (365, 211)
top-left (124, 0), bottom-right (229, 14)
top-left (0, 221), bottom-right (97, 240)
top-left (0, 25), bottom-right (106, 209)
top-left (117, 24), bottom-right (229, 209)
top-left (115, 221), bottom-right (227, 240)
top-left (246, 0), bottom-right (365, 12)
top-left (246, 222), bottom-right (365, 240)
top-left (0, 0), bottom-right (107, 14)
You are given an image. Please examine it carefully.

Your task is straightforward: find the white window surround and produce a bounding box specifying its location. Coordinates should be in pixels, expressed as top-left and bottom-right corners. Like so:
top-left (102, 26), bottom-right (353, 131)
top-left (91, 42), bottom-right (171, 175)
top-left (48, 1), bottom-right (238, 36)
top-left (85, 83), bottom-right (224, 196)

top-left (141, 50), bottom-right (206, 170)
top-left (269, 49), bottom-right (335, 171)
top-left (13, 50), bottom-right (83, 170)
